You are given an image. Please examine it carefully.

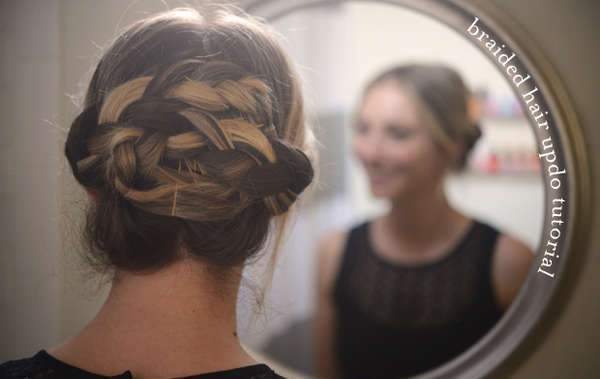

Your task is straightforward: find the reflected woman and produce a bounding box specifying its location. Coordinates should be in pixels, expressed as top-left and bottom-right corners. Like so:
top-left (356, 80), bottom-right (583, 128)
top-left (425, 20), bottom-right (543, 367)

top-left (316, 64), bottom-right (533, 379)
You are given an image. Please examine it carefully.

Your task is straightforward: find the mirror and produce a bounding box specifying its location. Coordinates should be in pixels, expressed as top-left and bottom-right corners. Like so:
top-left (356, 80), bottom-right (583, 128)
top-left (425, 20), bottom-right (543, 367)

top-left (237, 1), bottom-right (578, 378)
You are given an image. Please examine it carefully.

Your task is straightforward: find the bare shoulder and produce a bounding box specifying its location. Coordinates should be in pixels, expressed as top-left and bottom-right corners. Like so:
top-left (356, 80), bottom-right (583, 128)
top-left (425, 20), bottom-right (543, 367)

top-left (491, 233), bottom-right (535, 310)
top-left (493, 234), bottom-right (534, 272)
top-left (316, 229), bottom-right (349, 294)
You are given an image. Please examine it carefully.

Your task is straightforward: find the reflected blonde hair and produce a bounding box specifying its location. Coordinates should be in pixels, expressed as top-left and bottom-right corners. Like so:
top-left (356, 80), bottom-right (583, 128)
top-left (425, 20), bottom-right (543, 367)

top-left (362, 63), bottom-right (481, 170)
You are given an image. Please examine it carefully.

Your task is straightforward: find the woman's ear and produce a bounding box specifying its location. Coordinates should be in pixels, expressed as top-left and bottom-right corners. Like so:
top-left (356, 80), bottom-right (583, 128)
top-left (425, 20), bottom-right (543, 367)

top-left (467, 95), bottom-right (483, 125)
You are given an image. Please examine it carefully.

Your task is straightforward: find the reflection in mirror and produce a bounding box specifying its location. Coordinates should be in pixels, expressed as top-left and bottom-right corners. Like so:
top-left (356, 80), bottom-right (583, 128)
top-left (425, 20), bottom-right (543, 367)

top-left (238, 2), bottom-right (544, 379)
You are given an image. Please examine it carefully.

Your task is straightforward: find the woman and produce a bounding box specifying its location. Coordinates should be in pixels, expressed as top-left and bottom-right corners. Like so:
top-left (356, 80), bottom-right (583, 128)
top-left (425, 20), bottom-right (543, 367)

top-left (316, 64), bottom-right (533, 379)
top-left (1, 7), bottom-right (314, 379)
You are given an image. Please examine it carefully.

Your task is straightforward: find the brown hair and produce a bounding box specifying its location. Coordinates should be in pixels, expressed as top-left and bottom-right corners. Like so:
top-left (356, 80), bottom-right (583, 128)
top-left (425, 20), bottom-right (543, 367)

top-left (362, 63), bottom-right (481, 170)
top-left (64, 7), bottom-right (314, 276)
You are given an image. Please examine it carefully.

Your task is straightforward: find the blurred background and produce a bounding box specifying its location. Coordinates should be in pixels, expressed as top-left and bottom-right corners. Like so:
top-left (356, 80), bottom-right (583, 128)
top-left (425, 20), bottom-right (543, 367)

top-left (6, 1), bottom-right (600, 379)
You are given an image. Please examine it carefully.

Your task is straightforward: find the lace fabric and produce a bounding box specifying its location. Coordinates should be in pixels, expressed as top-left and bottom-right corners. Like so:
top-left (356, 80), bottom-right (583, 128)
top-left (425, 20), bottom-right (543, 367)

top-left (333, 220), bottom-right (504, 379)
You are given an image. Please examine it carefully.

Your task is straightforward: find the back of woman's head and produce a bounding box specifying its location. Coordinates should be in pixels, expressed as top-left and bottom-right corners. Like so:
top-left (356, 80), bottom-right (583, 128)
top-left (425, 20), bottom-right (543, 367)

top-left (363, 63), bottom-right (481, 170)
top-left (65, 7), bottom-right (314, 273)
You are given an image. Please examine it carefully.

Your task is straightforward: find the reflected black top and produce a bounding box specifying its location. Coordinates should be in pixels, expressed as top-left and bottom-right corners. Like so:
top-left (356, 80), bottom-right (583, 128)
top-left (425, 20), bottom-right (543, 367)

top-left (0, 350), bottom-right (285, 379)
top-left (333, 220), bottom-right (503, 379)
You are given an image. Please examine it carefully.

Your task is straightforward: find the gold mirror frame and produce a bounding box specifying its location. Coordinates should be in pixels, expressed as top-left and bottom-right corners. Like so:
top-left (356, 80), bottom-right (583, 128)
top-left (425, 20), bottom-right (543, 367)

top-left (241, 0), bottom-right (592, 378)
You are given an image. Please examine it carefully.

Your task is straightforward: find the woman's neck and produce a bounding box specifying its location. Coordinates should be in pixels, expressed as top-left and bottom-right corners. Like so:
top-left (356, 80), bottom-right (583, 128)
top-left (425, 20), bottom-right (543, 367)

top-left (49, 258), bottom-right (257, 378)
top-left (379, 183), bottom-right (469, 252)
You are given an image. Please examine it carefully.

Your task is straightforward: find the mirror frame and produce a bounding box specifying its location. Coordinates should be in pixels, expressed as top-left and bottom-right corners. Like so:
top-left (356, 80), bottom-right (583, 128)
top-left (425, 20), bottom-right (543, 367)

top-left (240, 0), bottom-right (592, 378)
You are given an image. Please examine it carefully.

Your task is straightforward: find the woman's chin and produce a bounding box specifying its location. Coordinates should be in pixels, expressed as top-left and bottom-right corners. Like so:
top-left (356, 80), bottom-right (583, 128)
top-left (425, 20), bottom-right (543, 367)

top-left (369, 185), bottom-right (397, 199)
top-left (368, 182), bottom-right (409, 200)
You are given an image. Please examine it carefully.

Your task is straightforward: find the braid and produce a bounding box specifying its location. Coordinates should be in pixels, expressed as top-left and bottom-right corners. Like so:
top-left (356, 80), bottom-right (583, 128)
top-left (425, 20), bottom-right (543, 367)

top-left (67, 60), bottom-right (313, 221)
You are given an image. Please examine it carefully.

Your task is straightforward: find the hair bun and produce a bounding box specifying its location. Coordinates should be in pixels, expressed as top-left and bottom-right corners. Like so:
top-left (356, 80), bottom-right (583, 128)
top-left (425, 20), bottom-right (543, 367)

top-left (465, 122), bottom-right (482, 151)
top-left (62, 7), bottom-right (314, 273)
top-left (65, 105), bottom-right (103, 188)
top-left (239, 139), bottom-right (313, 212)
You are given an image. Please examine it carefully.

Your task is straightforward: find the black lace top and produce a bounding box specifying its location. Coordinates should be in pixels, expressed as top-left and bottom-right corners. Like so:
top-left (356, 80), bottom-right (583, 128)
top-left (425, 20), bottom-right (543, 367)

top-left (0, 350), bottom-right (285, 379)
top-left (333, 220), bottom-right (504, 379)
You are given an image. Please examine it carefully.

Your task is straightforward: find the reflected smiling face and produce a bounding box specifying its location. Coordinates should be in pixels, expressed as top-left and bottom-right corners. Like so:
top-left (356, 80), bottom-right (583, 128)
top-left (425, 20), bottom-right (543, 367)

top-left (353, 80), bottom-right (454, 200)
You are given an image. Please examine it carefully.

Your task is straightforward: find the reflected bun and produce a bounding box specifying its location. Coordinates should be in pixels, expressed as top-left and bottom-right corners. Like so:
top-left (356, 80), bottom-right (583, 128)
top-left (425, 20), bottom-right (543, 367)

top-left (462, 122), bottom-right (482, 168)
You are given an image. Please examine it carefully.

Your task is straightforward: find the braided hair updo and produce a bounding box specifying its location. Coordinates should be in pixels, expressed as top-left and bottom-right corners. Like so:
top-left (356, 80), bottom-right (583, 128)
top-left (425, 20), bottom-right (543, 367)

top-left (65, 8), bottom-right (314, 272)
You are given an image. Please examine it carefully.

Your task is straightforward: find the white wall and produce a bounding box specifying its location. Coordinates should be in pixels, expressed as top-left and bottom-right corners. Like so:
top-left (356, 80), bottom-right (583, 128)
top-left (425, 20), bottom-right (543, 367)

top-left (0, 0), bottom-right (62, 359)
